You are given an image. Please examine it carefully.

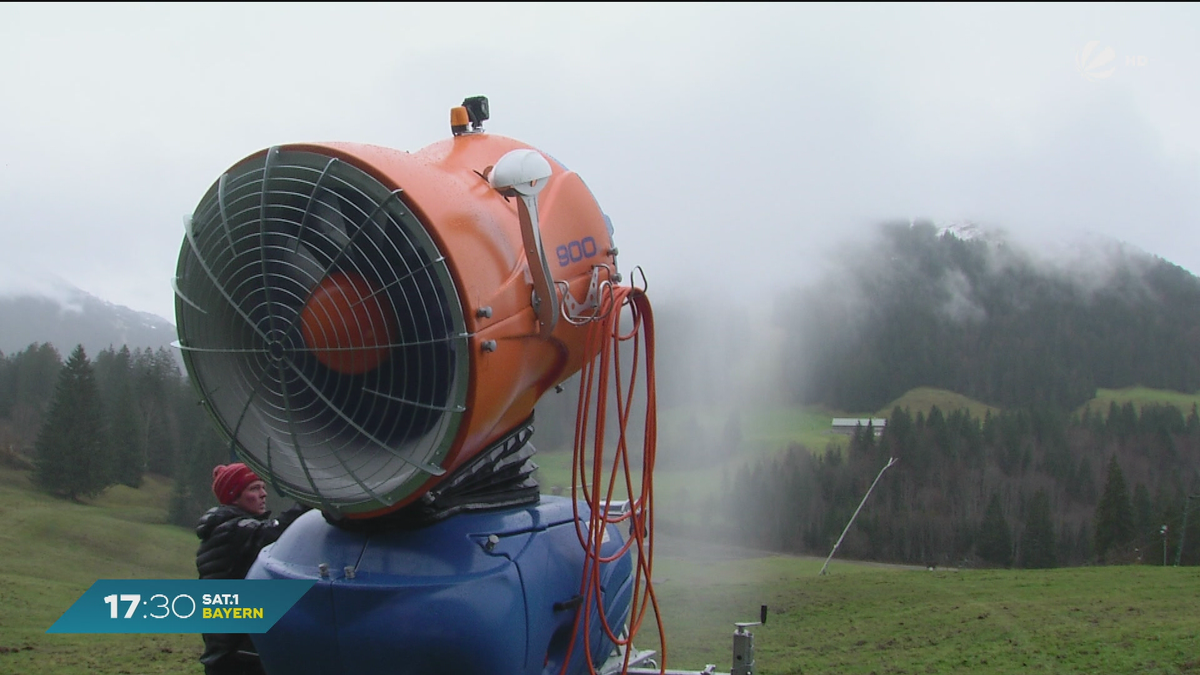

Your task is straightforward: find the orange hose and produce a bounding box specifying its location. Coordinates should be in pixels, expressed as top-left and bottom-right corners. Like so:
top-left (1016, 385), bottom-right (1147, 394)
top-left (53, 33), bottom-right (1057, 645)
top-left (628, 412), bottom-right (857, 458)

top-left (560, 284), bottom-right (665, 675)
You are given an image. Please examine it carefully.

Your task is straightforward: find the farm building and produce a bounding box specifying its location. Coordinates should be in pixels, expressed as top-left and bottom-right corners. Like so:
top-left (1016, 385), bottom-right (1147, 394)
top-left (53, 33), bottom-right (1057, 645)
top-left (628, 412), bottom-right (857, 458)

top-left (831, 418), bottom-right (887, 436)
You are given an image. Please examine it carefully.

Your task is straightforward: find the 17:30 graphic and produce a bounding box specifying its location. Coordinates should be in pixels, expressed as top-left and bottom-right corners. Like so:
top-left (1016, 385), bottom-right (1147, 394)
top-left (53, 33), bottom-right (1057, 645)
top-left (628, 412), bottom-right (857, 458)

top-left (103, 593), bottom-right (197, 620)
top-left (48, 580), bottom-right (313, 634)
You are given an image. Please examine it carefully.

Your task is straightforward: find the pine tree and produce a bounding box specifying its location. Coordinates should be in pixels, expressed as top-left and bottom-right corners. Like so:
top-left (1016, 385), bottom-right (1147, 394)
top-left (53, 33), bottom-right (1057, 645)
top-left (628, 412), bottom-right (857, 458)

top-left (5, 343), bottom-right (63, 449)
top-left (0, 351), bottom-right (10, 419)
top-left (106, 383), bottom-right (144, 488)
top-left (168, 395), bottom-right (232, 527)
top-left (1132, 483), bottom-right (1154, 551)
top-left (33, 345), bottom-right (112, 501)
top-left (1094, 454), bottom-right (1134, 561)
top-left (977, 493), bottom-right (1013, 567)
top-left (1073, 520), bottom-right (1093, 563)
top-left (1019, 489), bottom-right (1057, 568)
top-left (96, 346), bottom-right (145, 488)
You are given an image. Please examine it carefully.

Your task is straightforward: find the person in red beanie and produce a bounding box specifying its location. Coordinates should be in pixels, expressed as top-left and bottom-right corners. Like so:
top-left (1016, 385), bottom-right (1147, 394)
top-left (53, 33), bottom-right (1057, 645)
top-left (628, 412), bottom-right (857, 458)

top-left (195, 463), bottom-right (310, 675)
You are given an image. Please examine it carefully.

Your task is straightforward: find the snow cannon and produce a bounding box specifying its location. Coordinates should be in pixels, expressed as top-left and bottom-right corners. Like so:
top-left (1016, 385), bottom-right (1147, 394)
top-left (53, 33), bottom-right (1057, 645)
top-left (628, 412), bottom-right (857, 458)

top-left (174, 95), bottom-right (619, 518)
top-left (174, 97), bottom-right (635, 675)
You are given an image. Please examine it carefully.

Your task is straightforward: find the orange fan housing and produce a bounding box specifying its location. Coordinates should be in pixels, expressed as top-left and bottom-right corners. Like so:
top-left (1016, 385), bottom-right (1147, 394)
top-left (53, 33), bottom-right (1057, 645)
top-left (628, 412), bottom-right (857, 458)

top-left (177, 129), bottom-right (617, 519)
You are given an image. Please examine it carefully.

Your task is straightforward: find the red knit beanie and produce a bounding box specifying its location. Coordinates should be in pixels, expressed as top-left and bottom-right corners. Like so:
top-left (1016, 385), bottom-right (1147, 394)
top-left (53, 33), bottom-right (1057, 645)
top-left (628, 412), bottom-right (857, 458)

top-left (212, 463), bottom-right (262, 505)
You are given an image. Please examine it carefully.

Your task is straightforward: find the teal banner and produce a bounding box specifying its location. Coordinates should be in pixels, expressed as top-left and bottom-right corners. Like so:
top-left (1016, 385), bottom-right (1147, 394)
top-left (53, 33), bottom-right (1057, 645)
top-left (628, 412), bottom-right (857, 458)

top-left (46, 579), bottom-right (316, 634)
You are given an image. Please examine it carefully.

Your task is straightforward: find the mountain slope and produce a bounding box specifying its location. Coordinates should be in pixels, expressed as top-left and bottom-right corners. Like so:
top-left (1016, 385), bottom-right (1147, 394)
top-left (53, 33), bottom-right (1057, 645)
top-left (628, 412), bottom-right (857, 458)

top-left (0, 286), bottom-right (177, 358)
top-left (778, 221), bottom-right (1200, 412)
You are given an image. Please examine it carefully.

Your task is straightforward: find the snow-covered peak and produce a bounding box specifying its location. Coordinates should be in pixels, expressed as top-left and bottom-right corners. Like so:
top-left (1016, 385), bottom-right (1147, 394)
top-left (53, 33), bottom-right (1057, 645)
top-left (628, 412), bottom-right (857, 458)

top-left (0, 265), bottom-right (178, 359)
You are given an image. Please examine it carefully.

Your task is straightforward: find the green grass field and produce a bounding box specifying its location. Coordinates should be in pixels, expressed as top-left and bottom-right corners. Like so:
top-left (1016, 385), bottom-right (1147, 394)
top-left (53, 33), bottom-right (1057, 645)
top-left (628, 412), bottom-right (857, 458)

top-left (639, 555), bottom-right (1200, 674)
top-left (0, 469), bottom-right (201, 674)
top-left (878, 384), bottom-right (1200, 421)
top-left (875, 386), bottom-right (1001, 419)
top-left (4, 464), bottom-right (1200, 674)
top-left (545, 384), bottom-right (1200, 512)
top-left (1079, 386), bottom-right (1200, 417)
top-left (7, 381), bottom-right (1200, 674)
top-left (533, 387), bottom-right (999, 526)
top-left (532, 403), bottom-right (848, 530)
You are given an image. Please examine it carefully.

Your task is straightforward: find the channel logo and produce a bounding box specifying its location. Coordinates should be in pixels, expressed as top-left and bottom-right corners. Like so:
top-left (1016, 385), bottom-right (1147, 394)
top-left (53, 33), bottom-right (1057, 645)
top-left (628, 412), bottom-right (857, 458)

top-left (1076, 41), bottom-right (1117, 82)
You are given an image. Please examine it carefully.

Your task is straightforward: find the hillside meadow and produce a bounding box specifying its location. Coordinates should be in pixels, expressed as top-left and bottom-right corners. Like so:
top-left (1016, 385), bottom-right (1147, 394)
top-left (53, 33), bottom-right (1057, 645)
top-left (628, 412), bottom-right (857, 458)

top-left (3, 458), bottom-right (1200, 674)
top-left (0, 467), bottom-right (200, 674)
top-left (1079, 387), bottom-right (1200, 417)
top-left (642, 554), bottom-right (1200, 675)
top-left (535, 384), bottom-right (1200, 494)
top-left (534, 384), bottom-right (1200, 542)
top-left (876, 385), bottom-right (1200, 422)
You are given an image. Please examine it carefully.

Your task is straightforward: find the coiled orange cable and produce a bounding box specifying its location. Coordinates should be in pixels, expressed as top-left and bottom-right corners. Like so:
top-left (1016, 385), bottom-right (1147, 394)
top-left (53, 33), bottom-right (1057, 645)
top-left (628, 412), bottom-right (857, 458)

top-left (561, 283), bottom-right (665, 675)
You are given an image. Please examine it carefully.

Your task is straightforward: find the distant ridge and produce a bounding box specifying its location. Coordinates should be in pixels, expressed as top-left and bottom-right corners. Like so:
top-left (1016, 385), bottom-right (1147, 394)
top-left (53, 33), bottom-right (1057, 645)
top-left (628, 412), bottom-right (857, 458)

top-left (0, 287), bottom-right (178, 360)
top-left (781, 220), bottom-right (1200, 412)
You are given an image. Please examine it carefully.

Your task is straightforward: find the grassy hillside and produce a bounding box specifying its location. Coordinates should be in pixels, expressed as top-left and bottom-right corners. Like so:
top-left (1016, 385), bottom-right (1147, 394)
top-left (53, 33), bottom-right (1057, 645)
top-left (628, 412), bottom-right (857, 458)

top-left (876, 386), bottom-right (1001, 419)
top-left (0, 468), bottom-right (200, 674)
top-left (1079, 386), bottom-right (1200, 417)
top-left (880, 385), bottom-right (1200, 421)
top-left (641, 555), bottom-right (1200, 674)
top-left (3, 465), bottom-right (1199, 674)
top-left (875, 384), bottom-right (1200, 421)
top-left (532, 383), bottom-right (1200, 502)
top-left (533, 390), bottom-right (1001, 522)
top-left (533, 404), bottom-right (847, 521)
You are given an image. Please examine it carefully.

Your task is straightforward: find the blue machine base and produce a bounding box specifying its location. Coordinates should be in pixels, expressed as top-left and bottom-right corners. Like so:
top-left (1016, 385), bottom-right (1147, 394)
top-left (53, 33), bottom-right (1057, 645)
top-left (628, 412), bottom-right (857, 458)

top-left (246, 496), bottom-right (634, 675)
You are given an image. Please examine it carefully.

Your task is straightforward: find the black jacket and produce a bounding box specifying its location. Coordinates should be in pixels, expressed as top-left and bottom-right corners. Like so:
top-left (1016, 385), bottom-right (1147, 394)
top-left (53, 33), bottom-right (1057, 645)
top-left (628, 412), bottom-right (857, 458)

top-left (195, 503), bottom-right (309, 580)
top-left (195, 503), bottom-right (309, 670)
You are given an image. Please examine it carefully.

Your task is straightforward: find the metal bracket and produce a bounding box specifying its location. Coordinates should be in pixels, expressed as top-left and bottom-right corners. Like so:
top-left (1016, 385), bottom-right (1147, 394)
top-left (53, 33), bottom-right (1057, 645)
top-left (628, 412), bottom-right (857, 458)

top-left (557, 264), bottom-right (619, 326)
top-left (488, 149), bottom-right (558, 337)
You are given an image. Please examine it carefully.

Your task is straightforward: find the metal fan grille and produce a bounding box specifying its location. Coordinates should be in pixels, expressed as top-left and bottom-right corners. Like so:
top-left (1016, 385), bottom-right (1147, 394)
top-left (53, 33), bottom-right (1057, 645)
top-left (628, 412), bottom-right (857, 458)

top-left (174, 147), bottom-right (468, 515)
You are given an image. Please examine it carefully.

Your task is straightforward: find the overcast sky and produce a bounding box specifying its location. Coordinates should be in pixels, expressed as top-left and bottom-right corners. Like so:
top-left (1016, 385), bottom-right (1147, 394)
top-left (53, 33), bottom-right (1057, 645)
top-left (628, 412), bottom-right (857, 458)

top-left (1, 3), bottom-right (1197, 323)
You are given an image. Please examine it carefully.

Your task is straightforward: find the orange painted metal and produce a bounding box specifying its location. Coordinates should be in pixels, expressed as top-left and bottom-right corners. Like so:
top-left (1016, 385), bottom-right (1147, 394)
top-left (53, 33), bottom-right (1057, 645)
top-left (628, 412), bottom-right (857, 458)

top-left (300, 271), bottom-right (398, 375)
top-left (255, 133), bottom-right (614, 517)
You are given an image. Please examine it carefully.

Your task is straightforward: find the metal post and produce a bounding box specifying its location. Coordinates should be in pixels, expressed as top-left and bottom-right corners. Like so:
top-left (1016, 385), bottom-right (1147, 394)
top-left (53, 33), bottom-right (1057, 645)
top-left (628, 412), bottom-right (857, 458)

top-left (731, 627), bottom-right (754, 675)
top-left (819, 457), bottom-right (898, 576)
top-left (730, 605), bottom-right (767, 675)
